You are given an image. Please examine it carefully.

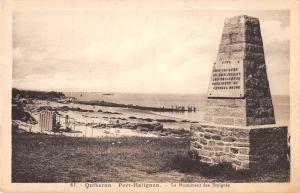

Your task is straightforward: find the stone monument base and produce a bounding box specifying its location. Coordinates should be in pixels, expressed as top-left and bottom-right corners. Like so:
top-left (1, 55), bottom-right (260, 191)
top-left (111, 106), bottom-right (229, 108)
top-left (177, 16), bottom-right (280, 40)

top-left (190, 124), bottom-right (289, 170)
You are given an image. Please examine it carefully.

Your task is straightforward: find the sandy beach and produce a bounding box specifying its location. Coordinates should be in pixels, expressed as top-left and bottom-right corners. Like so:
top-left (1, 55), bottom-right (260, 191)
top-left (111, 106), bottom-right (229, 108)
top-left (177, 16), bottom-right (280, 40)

top-left (13, 94), bottom-right (193, 139)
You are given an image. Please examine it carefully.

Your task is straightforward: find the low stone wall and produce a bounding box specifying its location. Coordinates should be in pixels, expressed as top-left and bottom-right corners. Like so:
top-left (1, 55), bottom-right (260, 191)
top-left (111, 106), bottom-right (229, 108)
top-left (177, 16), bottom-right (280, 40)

top-left (190, 124), bottom-right (288, 170)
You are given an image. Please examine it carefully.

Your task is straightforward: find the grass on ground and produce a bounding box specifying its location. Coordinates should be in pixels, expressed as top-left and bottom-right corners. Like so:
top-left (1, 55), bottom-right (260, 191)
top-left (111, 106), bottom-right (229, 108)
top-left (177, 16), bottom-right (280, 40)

top-left (12, 132), bottom-right (289, 182)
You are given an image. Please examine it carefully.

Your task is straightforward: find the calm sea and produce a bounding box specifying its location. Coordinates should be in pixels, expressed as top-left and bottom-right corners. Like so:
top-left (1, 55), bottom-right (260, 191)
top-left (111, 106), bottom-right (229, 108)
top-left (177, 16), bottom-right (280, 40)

top-left (64, 92), bottom-right (289, 125)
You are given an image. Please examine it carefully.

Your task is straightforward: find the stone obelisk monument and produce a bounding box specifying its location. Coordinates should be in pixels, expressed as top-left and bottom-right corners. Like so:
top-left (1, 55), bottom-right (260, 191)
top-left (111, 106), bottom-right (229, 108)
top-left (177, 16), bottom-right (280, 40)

top-left (190, 15), bottom-right (288, 170)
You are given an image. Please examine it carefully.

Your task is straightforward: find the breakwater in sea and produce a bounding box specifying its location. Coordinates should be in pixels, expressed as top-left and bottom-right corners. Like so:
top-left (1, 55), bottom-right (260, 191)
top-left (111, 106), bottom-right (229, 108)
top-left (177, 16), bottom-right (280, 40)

top-left (76, 100), bottom-right (197, 112)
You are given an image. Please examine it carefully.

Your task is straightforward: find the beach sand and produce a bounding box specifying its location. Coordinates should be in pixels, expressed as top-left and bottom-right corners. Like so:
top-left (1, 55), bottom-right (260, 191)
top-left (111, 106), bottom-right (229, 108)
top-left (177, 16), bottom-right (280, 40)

top-left (15, 99), bottom-right (193, 138)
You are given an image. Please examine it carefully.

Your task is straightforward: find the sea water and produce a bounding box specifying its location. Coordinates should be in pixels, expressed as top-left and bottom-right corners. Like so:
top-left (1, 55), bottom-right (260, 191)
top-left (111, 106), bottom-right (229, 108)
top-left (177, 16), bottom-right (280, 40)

top-left (64, 92), bottom-right (289, 125)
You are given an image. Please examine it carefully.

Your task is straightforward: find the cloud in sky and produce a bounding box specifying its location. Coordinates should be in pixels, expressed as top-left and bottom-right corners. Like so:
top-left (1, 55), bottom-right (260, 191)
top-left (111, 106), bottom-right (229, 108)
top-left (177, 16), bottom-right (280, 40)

top-left (13, 10), bottom-right (289, 94)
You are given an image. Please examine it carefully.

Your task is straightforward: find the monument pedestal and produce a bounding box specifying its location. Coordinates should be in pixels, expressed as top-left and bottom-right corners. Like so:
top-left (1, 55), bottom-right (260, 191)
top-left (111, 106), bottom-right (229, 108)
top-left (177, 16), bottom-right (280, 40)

top-left (190, 124), bottom-right (288, 170)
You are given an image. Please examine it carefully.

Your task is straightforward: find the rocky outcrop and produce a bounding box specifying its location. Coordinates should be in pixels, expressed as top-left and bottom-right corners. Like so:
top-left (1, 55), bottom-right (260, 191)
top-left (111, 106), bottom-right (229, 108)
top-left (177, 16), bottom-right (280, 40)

top-left (37, 106), bottom-right (94, 113)
top-left (12, 104), bottom-right (37, 124)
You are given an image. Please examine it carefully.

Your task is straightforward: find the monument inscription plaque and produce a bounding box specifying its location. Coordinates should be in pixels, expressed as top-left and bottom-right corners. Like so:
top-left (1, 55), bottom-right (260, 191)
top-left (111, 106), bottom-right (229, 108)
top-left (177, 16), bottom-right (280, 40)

top-left (208, 60), bottom-right (244, 98)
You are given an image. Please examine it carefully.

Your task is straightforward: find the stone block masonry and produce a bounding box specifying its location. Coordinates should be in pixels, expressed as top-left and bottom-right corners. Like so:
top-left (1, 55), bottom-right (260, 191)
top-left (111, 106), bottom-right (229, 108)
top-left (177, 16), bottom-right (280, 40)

top-left (190, 124), bottom-right (288, 170)
top-left (205, 15), bottom-right (275, 126)
top-left (203, 97), bottom-right (275, 126)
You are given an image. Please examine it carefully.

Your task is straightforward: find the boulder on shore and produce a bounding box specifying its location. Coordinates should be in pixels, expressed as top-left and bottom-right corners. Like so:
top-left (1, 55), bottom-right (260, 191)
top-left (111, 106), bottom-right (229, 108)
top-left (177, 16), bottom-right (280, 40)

top-left (12, 104), bottom-right (37, 124)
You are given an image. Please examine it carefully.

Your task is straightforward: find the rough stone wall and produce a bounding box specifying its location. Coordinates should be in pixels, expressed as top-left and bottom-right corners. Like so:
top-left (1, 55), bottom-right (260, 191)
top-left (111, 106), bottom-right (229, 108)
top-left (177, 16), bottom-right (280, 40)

top-left (242, 16), bottom-right (275, 125)
top-left (246, 97), bottom-right (275, 125)
top-left (205, 15), bottom-right (275, 126)
top-left (190, 124), bottom-right (288, 170)
top-left (244, 58), bottom-right (275, 125)
top-left (249, 126), bottom-right (288, 169)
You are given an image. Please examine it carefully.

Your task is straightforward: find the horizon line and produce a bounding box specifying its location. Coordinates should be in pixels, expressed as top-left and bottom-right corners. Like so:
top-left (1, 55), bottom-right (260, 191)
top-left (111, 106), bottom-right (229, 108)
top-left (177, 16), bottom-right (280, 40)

top-left (12, 87), bottom-right (290, 96)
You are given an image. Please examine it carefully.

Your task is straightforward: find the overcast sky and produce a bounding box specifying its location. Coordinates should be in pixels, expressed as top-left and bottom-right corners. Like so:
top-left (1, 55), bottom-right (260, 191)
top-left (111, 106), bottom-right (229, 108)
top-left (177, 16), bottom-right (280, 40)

top-left (13, 10), bottom-right (289, 94)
